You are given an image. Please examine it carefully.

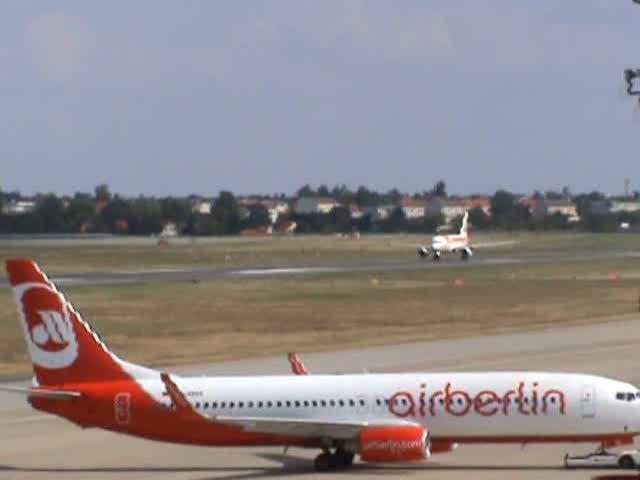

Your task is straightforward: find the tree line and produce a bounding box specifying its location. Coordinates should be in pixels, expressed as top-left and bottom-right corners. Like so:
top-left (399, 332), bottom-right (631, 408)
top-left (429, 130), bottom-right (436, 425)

top-left (0, 183), bottom-right (638, 236)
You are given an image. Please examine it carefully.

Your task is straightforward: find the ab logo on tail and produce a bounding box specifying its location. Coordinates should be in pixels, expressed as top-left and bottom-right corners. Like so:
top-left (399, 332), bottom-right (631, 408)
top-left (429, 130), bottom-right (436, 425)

top-left (15, 283), bottom-right (79, 369)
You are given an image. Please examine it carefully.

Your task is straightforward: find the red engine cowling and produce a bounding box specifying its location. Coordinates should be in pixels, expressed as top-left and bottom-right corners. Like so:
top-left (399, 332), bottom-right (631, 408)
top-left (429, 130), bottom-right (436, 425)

top-left (359, 425), bottom-right (430, 463)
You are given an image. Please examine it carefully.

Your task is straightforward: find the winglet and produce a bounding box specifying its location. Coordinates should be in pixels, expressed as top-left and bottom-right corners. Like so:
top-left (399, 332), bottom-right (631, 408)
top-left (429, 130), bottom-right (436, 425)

top-left (287, 352), bottom-right (309, 375)
top-left (160, 373), bottom-right (202, 420)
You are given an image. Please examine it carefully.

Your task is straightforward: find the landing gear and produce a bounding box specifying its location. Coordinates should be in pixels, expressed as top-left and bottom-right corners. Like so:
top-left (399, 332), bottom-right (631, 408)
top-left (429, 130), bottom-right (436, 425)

top-left (619, 455), bottom-right (636, 469)
top-left (314, 452), bottom-right (332, 472)
top-left (432, 251), bottom-right (441, 261)
top-left (461, 250), bottom-right (470, 261)
top-left (334, 448), bottom-right (355, 467)
top-left (313, 448), bottom-right (355, 472)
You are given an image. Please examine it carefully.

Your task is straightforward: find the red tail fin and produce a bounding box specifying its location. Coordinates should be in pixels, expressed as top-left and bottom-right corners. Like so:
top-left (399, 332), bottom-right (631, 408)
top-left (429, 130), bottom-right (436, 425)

top-left (287, 352), bottom-right (309, 375)
top-left (6, 259), bottom-right (132, 386)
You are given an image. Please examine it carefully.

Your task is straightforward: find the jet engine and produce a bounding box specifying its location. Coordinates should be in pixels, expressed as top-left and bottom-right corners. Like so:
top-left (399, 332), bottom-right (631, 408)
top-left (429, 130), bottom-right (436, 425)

top-left (355, 425), bottom-right (431, 463)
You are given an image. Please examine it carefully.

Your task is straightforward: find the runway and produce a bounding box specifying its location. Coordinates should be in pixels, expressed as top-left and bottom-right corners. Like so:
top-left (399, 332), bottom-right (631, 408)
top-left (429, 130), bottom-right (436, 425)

top-left (1, 249), bottom-right (638, 287)
top-left (2, 317), bottom-right (640, 479)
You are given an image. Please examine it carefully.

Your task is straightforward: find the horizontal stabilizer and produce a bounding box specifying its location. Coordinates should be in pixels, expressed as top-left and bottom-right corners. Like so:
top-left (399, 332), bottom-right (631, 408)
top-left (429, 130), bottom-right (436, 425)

top-left (0, 385), bottom-right (81, 399)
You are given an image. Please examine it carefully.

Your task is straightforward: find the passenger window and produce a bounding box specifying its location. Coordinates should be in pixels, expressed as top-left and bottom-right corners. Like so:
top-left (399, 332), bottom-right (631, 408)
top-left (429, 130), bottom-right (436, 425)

top-left (349, 400), bottom-right (355, 407)
top-left (238, 402), bottom-right (244, 408)
top-left (195, 402), bottom-right (201, 409)
top-left (229, 402), bottom-right (235, 408)
top-left (220, 402), bottom-right (226, 408)
top-left (550, 397), bottom-right (556, 404)
top-left (339, 400), bottom-right (345, 407)
top-left (276, 401), bottom-right (282, 407)
top-left (376, 399), bottom-right (381, 406)
top-left (359, 399), bottom-right (365, 407)
top-left (286, 401), bottom-right (291, 407)
top-left (303, 401), bottom-right (309, 407)
top-left (204, 402), bottom-right (210, 409)
top-left (248, 401), bottom-right (254, 408)
top-left (312, 401), bottom-right (317, 407)
top-left (257, 401), bottom-right (263, 408)
top-left (329, 400), bottom-right (336, 407)
top-left (294, 401), bottom-right (300, 407)
top-left (321, 400), bottom-right (326, 407)
top-left (212, 402), bottom-right (218, 409)
top-left (266, 401), bottom-right (272, 407)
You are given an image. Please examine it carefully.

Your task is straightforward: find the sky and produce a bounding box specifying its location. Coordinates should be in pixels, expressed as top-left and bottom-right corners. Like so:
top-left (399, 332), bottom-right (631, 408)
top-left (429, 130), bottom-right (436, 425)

top-left (1, 1), bottom-right (639, 197)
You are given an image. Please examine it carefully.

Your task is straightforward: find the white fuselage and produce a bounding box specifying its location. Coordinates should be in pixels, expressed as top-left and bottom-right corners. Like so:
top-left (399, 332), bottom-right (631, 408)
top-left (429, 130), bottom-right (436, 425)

top-left (432, 233), bottom-right (469, 254)
top-left (142, 371), bottom-right (640, 443)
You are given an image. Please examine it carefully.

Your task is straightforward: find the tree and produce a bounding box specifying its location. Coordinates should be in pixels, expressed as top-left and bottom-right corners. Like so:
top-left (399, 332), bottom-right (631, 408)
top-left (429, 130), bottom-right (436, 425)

top-left (467, 206), bottom-right (491, 230)
top-left (379, 207), bottom-right (406, 233)
top-left (491, 190), bottom-right (531, 229)
top-left (296, 184), bottom-right (315, 197)
top-left (95, 184), bottom-right (112, 202)
top-left (65, 192), bottom-right (96, 232)
top-left (99, 195), bottom-right (133, 233)
top-left (432, 180), bottom-right (447, 198)
top-left (385, 188), bottom-right (402, 204)
top-left (211, 191), bottom-right (241, 235)
top-left (331, 184), bottom-right (353, 205)
top-left (491, 190), bottom-right (516, 221)
top-left (317, 184), bottom-right (330, 197)
top-left (129, 197), bottom-right (163, 234)
top-left (243, 204), bottom-right (271, 229)
top-left (160, 198), bottom-right (191, 223)
top-left (355, 186), bottom-right (376, 206)
top-left (329, 206), bottom-right (353, 233)
top-left (35, 194), bottom-right (65, 232)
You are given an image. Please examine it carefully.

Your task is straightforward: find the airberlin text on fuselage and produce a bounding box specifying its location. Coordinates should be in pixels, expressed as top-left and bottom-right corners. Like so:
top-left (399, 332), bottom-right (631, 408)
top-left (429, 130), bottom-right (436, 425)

top-left (389, 382), bottom-right (566, 418)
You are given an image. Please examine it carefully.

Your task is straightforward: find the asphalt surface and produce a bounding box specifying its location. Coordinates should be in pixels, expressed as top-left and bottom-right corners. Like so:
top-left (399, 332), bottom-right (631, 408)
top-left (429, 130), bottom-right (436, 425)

top-left (1, 250), bottom-right (639, 287)
top-left (2, 317), bottom-right (640, 479)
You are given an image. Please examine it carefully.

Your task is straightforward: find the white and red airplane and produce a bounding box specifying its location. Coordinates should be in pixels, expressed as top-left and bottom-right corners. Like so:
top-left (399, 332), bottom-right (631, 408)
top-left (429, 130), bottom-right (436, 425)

top-left (3, 258), bottom-right (640, 471)
top-left (417, 212), bottom-right (514, 261)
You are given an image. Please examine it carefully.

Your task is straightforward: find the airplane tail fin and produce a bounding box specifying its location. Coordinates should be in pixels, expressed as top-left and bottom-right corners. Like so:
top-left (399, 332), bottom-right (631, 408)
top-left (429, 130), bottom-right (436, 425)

top-left (6, 259), bottom-right (155, 386)
top-left (460, 211), bottom-right (469, 236)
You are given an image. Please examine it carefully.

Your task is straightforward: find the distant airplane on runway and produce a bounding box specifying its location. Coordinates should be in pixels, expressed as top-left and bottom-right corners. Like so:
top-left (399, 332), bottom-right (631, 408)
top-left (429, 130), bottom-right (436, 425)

top-left (415, 212), bottom-right (515, 261)
top-left (3, 259), bottom-right (640, 471)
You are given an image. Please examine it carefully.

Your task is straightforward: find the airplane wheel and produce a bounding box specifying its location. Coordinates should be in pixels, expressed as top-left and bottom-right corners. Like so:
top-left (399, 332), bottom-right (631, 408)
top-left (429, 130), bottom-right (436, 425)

top-left (432, 253), bottom-right (441, 261)
top-left (334, 449), bottom-right (355, 467)
top-left (619, 455), bottom-right (635, 469)
top-left (461, 251), bottom-right (469, 261)
top-left (314, 452), bottom-right (332, 472)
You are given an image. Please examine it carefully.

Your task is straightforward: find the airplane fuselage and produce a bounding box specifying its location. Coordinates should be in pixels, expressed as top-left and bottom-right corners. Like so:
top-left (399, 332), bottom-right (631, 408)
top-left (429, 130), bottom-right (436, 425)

top-left (32, 371), bottom-right (640, 449)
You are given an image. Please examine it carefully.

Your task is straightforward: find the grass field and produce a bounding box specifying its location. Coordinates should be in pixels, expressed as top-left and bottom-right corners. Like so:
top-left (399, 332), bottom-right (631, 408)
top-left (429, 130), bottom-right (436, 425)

top-left (0, 232), bottom-right (639, 274)
top-left (1, 233), bottom-right (639, 377)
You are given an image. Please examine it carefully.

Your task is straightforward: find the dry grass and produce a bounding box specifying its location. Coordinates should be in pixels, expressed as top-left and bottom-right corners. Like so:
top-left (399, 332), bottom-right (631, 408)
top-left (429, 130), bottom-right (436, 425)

top-left (2, 259), bottom-right (639, 377)
top-left (2, 232), bottom-right (637, 274)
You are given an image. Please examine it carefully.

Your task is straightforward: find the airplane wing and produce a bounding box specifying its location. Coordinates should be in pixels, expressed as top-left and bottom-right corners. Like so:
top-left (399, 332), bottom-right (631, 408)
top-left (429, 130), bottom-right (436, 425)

top-left (471, 240), bottom-right (517, 249)
top-left (390, 242), bottom-right (428, 249)
top-left (0, 385), bottom-right (81, 399)
top-left (210, 415), bottom-right (415, 439)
